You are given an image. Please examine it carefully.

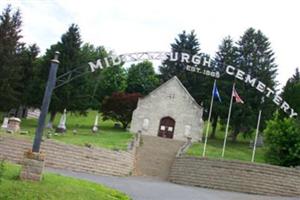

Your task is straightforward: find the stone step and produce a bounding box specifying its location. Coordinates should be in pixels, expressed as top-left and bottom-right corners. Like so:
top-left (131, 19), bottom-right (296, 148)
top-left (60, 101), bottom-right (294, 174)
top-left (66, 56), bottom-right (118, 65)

top-left (135, 135), bottom-right (184, 180)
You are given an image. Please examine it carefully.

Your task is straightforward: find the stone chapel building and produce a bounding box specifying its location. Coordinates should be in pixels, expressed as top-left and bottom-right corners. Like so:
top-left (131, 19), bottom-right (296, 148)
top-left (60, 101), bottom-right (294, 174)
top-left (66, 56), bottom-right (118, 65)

top-left (130, 76), bottom-right (204, 141)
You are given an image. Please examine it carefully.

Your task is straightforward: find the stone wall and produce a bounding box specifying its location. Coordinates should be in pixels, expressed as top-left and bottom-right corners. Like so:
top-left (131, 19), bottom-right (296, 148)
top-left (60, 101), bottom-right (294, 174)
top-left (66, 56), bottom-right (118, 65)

top-left (169, 156), bottom-right (300, 197)
top-left (0, 135), bottom-right (138, 176)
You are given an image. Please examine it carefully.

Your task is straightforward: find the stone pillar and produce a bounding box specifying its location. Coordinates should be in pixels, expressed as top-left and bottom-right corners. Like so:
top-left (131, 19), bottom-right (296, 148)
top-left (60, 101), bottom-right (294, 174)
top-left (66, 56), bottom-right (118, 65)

top-left (20, 151), bottom-right (45, 181)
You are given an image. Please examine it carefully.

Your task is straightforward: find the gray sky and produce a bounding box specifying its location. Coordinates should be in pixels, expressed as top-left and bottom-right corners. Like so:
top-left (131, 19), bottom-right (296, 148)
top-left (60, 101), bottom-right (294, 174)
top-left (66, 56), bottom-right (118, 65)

top-left (1, 0), bottom-right (299, 88)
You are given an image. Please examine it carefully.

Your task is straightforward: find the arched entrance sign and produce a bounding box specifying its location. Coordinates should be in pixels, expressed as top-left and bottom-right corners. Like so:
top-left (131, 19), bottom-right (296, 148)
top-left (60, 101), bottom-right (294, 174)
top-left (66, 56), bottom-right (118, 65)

top-left (75, 51), bottom-right (297, 118)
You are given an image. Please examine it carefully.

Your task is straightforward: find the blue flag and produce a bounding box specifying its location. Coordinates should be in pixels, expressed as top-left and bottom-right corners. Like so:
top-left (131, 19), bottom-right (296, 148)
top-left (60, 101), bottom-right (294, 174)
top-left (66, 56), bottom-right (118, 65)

top-left (212, 82), bottom-right (222, 102)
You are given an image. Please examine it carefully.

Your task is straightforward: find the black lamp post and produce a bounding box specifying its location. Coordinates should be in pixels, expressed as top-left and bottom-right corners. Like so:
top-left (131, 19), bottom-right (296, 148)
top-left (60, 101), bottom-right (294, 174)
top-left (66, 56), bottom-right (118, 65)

top-left (32, 51), bottom-right (60, 153)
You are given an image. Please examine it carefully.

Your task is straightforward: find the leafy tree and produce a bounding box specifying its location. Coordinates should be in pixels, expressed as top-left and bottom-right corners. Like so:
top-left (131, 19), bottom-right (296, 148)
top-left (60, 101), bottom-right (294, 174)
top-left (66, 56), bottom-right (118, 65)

top-left (264, 114), bottom-right (300, 167)
top-left (80, 43), bottom-right (109, 109)
top-left (229, 28), bottom-right (278, 142)
top-left (126, 60), bottom-right (159, 95)
top-left (102, 92), bottom-right (142, 129)
top-left (0, 5), bottom-right (23, 111)
top-left (97, 65), bottom-right (127, 106)
top-left (282, 68), bottom-right (300, 117)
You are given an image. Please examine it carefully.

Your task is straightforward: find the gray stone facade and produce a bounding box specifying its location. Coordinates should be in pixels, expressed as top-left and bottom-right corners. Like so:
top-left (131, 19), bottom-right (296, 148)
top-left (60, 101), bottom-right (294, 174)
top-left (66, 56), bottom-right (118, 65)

top-left (130, 76), bottom-right (203, 141)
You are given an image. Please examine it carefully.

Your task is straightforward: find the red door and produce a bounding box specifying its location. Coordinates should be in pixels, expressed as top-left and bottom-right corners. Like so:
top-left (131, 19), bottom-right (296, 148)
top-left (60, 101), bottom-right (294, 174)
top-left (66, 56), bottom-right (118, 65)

top-left (158, 117), bottom-right (175, 139)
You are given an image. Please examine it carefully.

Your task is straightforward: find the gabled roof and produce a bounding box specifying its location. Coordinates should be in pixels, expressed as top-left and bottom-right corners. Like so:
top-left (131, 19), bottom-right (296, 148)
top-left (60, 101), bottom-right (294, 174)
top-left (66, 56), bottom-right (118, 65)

top-left (140, 76), bottom-right (203, 110)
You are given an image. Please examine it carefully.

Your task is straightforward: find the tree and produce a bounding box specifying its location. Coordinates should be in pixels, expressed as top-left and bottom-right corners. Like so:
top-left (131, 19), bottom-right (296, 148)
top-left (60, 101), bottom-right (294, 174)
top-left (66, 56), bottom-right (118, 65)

top-left (282, 68), bottom-right (300, 117)
top-left (0, 5), bottom-right (23, 111)
top-left (229, 28), bottom-right (278, 142)
top-left (160, 30), bottom-right (200, 81)
top-left (36, 24), bottom-right (89, 127)
top-left (97, 65), bottom-right (127, 106)
top-left (126, 60), bottom-right (159, 95)
top-left (211, 36), bottom-right (239, 138)
top-left (264, 114), bottom-right (300, 167)
top-left (102, 92), bottom-right (142, 129)
top-left (19, 44), bottom-right (40, 106)
top-left (159, 30), bottom-right (211, 107)
top-left (80, 43), bottom-right (109, 110)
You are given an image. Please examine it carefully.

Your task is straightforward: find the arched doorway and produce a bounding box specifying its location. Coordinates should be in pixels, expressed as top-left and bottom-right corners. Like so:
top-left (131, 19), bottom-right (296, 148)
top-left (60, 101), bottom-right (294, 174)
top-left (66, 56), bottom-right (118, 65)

top-left (158, 117), bottom-right (175, 139)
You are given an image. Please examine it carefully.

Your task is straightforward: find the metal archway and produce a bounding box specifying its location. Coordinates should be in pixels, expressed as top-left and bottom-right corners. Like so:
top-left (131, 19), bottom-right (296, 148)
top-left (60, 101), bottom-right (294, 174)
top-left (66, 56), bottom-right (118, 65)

top-left (55, 51), bottom-right (170, 89)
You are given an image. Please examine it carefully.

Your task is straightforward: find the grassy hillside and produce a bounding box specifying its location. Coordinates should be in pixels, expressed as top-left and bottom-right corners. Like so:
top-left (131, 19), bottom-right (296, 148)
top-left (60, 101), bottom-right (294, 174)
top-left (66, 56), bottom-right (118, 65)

top-left (0, 111), bottom-right (133, 150)
top-left (0, 162), bottom-right (131, 200)
top-left (186, 123), bottom-right (266, 163)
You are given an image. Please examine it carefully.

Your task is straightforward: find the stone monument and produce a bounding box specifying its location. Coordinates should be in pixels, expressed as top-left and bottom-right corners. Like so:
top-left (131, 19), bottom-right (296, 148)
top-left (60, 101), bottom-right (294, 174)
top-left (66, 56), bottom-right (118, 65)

top-left (92, 114), bottom-right (99, 133)
top-left (55, 109), bottom-right (67, 133)
top-left (7, 117), bottom-right (21, 133)
top-left (1, 117), bottom-right (9, 129)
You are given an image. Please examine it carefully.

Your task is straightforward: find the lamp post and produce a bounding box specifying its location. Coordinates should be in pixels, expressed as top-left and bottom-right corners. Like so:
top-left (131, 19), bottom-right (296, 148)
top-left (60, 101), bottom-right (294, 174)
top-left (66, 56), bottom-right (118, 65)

top-left (32, 52), bottom-right (60, 153)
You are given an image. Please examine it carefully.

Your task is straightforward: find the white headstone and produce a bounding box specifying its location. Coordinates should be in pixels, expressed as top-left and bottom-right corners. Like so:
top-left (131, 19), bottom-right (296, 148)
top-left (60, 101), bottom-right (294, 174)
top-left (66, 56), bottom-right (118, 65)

top-left (57, 109), bottom-right (67, 132)
top-left (92, 114), bottom-right (99, 133)
top-left (1, 117), bottom-right (9, 129)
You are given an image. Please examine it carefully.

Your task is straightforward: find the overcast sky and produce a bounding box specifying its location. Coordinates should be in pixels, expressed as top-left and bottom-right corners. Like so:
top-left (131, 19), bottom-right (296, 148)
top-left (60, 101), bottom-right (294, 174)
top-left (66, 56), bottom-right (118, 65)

top-left (1, 0), bottom-right (299, 88)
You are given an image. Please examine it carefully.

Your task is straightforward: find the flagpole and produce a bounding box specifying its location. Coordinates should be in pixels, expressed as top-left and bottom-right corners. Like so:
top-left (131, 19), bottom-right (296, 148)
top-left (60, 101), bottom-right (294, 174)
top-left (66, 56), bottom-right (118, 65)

top-left (203, 79), bottom-right (216, 157)
top-left (222, 83), bottom-right (235, 158)
top-left (252, 109), bottom-right (262, 162)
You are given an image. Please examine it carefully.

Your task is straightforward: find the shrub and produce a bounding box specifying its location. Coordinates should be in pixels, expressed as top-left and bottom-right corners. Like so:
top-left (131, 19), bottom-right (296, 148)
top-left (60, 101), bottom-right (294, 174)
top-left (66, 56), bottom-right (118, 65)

top-left (102, 92), bottom-right (142, 129)
top-left (0, 159), bottom-right (5, 184)
top-left (264, 115), bottom-right (300, 167)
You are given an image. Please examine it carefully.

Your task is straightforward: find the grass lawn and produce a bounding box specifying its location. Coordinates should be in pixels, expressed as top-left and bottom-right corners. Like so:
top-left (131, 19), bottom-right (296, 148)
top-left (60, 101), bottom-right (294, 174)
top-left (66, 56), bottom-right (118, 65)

top-left (0, 162), bottom-right (131, 200)
top-left (0, 111), bottom-right (133, 151)
top-left (186, 123), bottom-right (267, 163)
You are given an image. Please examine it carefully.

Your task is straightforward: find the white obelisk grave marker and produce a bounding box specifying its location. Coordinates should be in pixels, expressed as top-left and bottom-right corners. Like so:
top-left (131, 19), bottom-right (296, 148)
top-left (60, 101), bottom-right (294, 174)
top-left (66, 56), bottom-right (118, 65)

top-left (92, 114), bottom-right (99, 133)
top-left (1, 117), bottom-right (9, 129)
top-left (56, 109), bottom-right (67, 133)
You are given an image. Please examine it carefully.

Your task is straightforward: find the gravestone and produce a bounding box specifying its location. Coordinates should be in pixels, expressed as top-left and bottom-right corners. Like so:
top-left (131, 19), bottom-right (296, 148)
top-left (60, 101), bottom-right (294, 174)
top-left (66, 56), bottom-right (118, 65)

top-left (1, 117), bottom-right (9, 129)
top-left (250, 134), bottom-right (264, 147)
top-left (55, 109), bottom-right (67, 133)
top-left (92, 114), bottom-right (99, 133)
top-left (7, 117), bottom-right (21, 133)
top-left (114, 123), bottom-right (122, 128)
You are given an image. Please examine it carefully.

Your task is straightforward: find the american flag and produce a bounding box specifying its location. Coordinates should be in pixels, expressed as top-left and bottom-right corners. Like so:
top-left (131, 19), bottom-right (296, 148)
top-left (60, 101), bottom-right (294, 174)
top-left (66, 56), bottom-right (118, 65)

top-left (233, 87), bottom-right (244, 104)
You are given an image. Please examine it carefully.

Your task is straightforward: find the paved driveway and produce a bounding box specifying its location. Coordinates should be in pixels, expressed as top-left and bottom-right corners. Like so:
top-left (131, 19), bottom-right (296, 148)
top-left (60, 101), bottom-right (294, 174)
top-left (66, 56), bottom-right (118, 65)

top-left (47, 168), bottom-right (299, 200)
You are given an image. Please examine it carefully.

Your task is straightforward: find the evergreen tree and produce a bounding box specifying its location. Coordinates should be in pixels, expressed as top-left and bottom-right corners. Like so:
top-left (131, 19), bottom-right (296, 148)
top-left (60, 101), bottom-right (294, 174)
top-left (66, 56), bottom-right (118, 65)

top-left (211, 36), bottom-right (239, 138)
top-left (160, 30), bottom-right (199, 81)
top-left (230, 28), bottom-right (278, 141)
top-left (19, 44), bottom-right (40, 108)
top-left (282, 68), bottom-right (300, 117)
top-left (159, 30), bottom-right (211, 106)
top-left (0, 5), bottom-right (23, 111)
top-left (126, 60), bottom-right (159, 95)
top-left (36, 24), bottom-right (88, 125)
